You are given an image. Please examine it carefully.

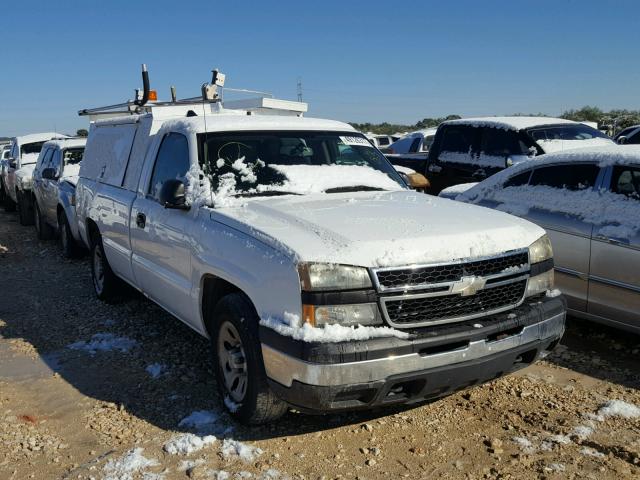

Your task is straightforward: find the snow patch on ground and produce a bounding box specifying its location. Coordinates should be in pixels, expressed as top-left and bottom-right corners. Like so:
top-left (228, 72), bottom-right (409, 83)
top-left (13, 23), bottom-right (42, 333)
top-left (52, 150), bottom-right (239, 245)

top-left (67, 333), bottom-right (137, 355)
top-left (598, 400), bottom-right (640, 419)
top-left (511, 436), bottom-right (536, 454)
top-left (580, 447), bottom-right (605, 458)
top-left (546, 434), bottom-right (571, 445)
top-left (163, 433), bottom-right (217, 455)
top-left (178, 459), bottom-right (206, 472)
top-left (103, 448), bottom-right (159, 480)
top-left (146, 363), bottom-right (167, 379)
top-left (546, 463), bottom-right (566, 473)
top-left (571, 425), bottom-right (594, 439)
top-left (224, 395), bottom-right (242, 413)
top-left (178, 410), bottom-right (220, 431)
top-left (221, 439), bottom-right (263, 463)
top-left (260, 316), bottom-right (410, 343)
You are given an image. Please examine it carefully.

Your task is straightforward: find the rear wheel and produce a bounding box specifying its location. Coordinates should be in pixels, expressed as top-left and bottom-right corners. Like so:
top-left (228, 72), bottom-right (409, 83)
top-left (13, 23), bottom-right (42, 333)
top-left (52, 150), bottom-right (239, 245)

top-left (212, 293), bottom-right (288, 424)
top-left (17, 190), bottom-right (33, 226)
top-left (3, 188), bottom-right (16, 212)
top-left (90, 233), bottom-right (124, 302)
top-left (34, 203), bottom-right (54, 240)
top-left (58, 211), bottom-right (80, 258)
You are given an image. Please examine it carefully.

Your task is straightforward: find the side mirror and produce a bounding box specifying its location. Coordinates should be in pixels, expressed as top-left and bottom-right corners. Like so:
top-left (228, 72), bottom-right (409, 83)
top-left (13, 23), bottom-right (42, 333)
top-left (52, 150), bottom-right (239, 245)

top-left (42, 167), bottom-right (58, 180)
top-left (159, 179), bottom-right (189, 210)
top-left (405, 172), bottom-right (430, 192)
top-left (617, 136), bottom-right (628, 145)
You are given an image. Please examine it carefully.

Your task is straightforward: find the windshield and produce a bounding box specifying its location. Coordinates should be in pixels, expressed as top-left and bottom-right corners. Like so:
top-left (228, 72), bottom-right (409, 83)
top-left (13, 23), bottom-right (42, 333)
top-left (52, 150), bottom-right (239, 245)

top-left (526, 124), bottom-right (610, 142)
top-left (197, 131), bottom-right (406, 200)
top-left (20, 141), bottom-right (46, 164)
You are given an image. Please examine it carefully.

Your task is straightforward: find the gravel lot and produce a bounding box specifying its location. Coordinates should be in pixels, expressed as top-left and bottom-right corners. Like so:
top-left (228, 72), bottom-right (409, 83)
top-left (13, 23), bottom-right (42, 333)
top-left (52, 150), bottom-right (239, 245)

top-left (1, 209), bottom-right (639, 480)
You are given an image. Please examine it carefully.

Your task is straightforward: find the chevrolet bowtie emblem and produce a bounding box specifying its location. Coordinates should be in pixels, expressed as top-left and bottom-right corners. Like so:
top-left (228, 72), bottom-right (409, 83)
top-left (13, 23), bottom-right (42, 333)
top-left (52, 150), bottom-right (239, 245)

top-left (451, 275), bottom-right (487, 296)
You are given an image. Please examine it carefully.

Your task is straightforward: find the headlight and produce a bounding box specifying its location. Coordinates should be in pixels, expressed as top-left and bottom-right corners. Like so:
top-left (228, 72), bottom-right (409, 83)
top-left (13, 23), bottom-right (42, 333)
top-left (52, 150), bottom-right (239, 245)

top-left (298, 263), bottom-right (372, 291)
top-left (526, 269), bottom-right (554, 297)
top-left (304, 303), bottom-right (382, 327)
top-left (529, 235), bottom-right (553, 264)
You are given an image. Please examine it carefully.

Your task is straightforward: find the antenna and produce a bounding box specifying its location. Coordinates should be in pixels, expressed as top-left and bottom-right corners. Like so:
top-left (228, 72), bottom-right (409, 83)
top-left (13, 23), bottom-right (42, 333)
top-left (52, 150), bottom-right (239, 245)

top-left (297, 77), bottom-right (303, 102)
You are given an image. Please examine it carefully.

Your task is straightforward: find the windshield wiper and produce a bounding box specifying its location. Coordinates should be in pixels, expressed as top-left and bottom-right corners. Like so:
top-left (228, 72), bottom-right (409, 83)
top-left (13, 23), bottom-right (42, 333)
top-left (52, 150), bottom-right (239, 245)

top-left (324, 185), bottom-right (386, 193)
top-left (235, 190), bottom-right (301, 198)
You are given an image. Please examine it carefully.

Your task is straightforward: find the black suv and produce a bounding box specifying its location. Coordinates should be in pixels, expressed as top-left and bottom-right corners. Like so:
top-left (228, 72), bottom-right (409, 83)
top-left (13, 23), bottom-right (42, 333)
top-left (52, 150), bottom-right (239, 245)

top-left (425, 117), bottom-right (613, 193)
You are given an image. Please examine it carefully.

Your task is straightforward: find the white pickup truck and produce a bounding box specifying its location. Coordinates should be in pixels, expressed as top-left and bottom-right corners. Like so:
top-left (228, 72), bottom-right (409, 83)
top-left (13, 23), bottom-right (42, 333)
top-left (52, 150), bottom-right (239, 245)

top-left (75, 72), bottom-right (565, 424)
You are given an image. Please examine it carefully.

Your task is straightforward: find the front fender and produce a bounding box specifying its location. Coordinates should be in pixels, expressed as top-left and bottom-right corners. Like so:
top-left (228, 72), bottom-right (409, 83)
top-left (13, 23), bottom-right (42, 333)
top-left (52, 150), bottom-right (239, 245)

top-left (191, 209), bottom-right (302, 333)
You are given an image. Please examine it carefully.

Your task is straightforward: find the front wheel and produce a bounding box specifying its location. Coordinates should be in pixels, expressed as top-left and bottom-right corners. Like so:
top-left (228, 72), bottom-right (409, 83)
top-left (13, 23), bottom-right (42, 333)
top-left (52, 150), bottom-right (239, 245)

top-left (90, 234), bottom-right (123, 302)
top-left (35, 203), bottom-right (54, 240)
top-left (58, 211), bottom-right (81, 258)
top-left (212, 294), bottom-right (288, 424)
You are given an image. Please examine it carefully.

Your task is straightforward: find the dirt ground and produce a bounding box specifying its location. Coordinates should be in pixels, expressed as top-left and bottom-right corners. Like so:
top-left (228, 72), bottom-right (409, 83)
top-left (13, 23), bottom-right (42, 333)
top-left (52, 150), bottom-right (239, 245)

top-left (0, 209), bottom-right (639, 480)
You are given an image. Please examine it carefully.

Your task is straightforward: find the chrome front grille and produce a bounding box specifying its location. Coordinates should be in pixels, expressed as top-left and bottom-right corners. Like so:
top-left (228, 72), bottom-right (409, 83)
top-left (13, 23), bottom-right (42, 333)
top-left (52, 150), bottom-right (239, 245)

top-left (372, 250), bottom-right (529, 328)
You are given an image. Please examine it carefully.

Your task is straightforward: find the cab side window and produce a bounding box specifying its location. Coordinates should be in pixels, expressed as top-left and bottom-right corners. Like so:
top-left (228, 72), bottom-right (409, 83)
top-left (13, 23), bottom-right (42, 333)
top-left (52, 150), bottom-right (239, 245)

top-left (148, 133), bottom-right (190, 203)
top-left (39, 148), bottom-right (54, 173)
top-left (481, 128), bottom-right (529, 157)
top-left (504, 170), bottom-right (532, 187)
top-left (611, 165), bottom-right (640, 200)
top-left (529, 164), bottom-right (600, 190)
top-left (50, 149), bottom-right (63, 176)
top-left (439, 126), bottom-right (476, 154)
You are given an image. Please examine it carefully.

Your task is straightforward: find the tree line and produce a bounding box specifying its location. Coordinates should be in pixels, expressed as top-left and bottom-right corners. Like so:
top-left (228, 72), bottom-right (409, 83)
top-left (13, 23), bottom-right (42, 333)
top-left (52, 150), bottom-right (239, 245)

top-left (350, 106), bottom-right (640, 136)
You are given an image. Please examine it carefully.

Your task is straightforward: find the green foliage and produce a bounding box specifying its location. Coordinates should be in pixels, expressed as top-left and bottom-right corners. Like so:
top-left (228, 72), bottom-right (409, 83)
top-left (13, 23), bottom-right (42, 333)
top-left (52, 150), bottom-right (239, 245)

top-left (561, 107), bottom-right (640, 132)
top-left (350, 107), bottom-right (640, 137)
top-left (349, 115), bottom-right (461, 135)
top-left (76, 129), bottom-right (89, 137)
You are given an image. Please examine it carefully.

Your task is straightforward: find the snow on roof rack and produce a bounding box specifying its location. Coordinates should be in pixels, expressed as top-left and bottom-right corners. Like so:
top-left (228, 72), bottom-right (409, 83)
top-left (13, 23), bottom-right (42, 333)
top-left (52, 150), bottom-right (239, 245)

top-left (79, 65), bottom-right (307, 120)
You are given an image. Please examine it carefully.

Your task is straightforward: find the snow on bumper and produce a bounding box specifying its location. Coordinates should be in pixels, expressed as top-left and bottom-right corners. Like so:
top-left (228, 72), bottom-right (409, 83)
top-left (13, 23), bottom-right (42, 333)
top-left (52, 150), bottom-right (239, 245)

top-left (260, 296), bottom-right (565, 411)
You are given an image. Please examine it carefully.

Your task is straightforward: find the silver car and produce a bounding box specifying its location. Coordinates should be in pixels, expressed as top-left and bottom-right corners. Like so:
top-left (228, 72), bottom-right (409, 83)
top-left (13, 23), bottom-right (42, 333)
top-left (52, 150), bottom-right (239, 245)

top-left (32, 138), bottom-right (86, 257)
top-left (441, 145), bottom-right (640, 333)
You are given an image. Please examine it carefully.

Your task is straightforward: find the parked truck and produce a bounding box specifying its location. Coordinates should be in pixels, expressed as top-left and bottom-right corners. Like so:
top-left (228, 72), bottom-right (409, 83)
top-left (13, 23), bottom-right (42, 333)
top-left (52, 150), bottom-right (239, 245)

top-left (75, 67), bottom-right (566, 424)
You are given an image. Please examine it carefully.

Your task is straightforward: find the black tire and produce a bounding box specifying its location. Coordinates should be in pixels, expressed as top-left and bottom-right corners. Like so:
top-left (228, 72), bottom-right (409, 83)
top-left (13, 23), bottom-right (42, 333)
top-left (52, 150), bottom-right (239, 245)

top-left (3, 189), bottom-right (16, 212)
top-left (34, 203), bottom-right (54, 240)
top-left (0, 180), bottom-right (5, 205)
top-left (17, 190), bottom-right (34, 226)
top-left (58, 210), bottom-right (81, 258)
top-left (90, 233), bottom-right (124, 302)
top-left (212, 293), bottom-right (288, 424)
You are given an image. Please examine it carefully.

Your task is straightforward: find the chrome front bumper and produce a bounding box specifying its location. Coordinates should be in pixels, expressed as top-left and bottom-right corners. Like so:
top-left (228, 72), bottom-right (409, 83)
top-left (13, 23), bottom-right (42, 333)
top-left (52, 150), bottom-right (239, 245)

top-left (262, 312), bottom-right (565, 388)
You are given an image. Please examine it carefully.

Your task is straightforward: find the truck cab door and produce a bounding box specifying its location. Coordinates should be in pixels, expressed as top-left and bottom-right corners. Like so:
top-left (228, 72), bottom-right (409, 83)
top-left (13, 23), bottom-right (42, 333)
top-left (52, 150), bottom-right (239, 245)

top-left (46, 148), bottom-right (63, 224)
top-left (130, 132), bottom-right (194, 324)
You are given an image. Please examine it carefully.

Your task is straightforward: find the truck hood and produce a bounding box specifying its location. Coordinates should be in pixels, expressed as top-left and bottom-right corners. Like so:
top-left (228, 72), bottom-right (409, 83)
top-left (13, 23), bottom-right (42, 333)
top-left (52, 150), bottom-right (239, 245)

top-left (214, 190), bottom-right (545, 267)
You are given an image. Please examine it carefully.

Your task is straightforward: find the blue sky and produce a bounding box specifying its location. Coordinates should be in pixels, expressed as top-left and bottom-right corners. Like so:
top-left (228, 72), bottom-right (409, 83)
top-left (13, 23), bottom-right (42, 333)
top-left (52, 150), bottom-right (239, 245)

top-left (1, 0), bottom-right (639, 136)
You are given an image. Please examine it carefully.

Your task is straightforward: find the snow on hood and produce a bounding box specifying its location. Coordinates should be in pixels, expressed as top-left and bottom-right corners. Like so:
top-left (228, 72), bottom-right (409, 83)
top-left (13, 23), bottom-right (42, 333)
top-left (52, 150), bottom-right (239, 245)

top-left (537, 137), bottom-right (614, 153)
top-left (214, 190), bottom-right (544, 267)
top-left (475, 185), bottom-right (640, 240)
top-left (443, 116), bottom-right (575, 131)
top-left (439, 182), bottom-right (479, 200)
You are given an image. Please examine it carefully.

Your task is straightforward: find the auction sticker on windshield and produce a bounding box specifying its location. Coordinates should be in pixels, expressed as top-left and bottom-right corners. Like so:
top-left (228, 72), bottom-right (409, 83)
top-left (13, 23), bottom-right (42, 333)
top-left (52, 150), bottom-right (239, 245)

top-left (340, 136), bottom-right (373, 147)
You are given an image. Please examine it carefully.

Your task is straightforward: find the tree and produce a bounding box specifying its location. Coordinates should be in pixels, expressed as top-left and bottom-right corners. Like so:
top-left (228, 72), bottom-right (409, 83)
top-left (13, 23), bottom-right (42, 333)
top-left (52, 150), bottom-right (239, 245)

top-left (76, 129), bottom-right (88, 137)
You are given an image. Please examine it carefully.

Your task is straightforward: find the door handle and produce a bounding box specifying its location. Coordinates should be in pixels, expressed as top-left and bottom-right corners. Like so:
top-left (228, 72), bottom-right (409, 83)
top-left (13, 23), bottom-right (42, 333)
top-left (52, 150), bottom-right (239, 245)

top-left (136, 212), bottom-right (146, 229)
top-left (596, 235), bottom-right (630, 246)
